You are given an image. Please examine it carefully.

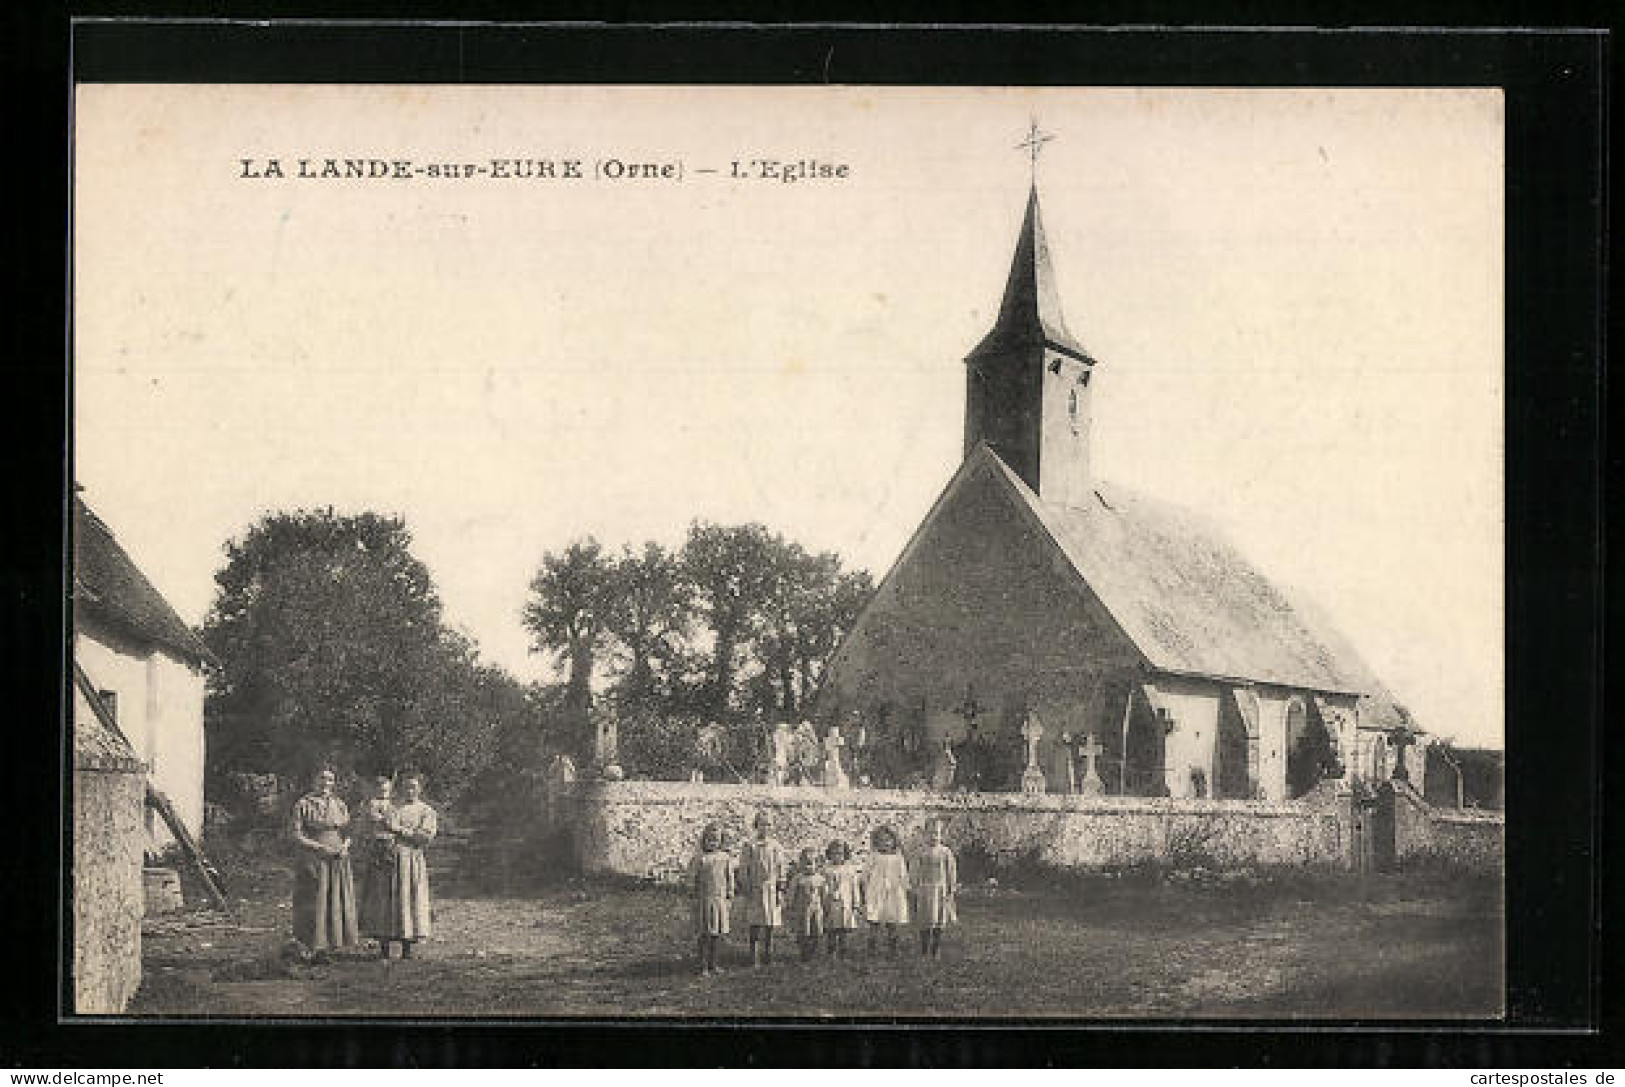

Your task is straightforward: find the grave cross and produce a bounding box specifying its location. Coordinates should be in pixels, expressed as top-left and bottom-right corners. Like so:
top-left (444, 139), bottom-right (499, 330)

top-left (1077, 732), bottom-right (1106, 796)
top-left (823, 725), bottom-right (849, 789)
top-left (1388, 729), bottom-right (1416, 783)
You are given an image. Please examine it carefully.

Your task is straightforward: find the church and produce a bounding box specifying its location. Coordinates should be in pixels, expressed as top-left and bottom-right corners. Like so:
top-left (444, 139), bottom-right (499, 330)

top-left (819, 182), bottom-right (1423, 803)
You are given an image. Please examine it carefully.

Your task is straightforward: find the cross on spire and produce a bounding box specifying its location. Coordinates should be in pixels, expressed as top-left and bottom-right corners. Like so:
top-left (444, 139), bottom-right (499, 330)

top-left (1015, 117), bottom-right (1055, 178)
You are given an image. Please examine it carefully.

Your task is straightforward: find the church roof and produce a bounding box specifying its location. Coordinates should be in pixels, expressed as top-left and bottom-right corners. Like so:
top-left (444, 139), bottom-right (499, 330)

top-left (966, 447), bottom-right (1408, 729)
top-left (968, 186), bottom-right (1091, 363)
top-left (73, 494), bottom-right (211, 668)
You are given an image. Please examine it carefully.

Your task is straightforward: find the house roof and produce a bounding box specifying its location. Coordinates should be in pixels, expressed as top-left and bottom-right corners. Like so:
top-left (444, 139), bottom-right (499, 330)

top-left (968, 447), bottom-right (1410, 728)
top-left (967, 186), bottom-right (1091, 364)
top-left (73, 687), bottom-right (145, 772)
top-left (72, 494), bottom-right (211, 668)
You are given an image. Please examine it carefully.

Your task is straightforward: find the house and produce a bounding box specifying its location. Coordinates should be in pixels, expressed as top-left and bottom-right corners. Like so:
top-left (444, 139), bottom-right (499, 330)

top-left (72, 492), bottom-right (211, 847)
top-left (819, 186), bottom-right (1425, 801)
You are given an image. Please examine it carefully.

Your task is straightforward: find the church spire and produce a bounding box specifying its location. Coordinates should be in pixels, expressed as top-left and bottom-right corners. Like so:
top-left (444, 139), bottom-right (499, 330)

top-left (969, 184), bottom-right (1089, 364)
top-left (963, 176), bottom-right (1099, 508)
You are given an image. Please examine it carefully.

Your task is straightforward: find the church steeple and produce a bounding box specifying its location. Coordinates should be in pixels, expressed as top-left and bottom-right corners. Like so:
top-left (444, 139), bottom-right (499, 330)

top-left (964, 182), bottom-right (1099, 508)
top-left (969, 185), bottom-right (1088, 363)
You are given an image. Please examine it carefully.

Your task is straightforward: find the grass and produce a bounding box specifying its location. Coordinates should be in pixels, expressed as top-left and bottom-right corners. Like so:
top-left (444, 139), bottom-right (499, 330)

top-left (126, 841), bottom-right (1503, 1020)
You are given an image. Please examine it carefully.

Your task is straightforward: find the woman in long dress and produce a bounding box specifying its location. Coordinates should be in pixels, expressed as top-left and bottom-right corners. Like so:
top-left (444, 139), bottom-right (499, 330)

top-left (385, 771), bottom-right (438, 958)
top-left (288, 767), bottom-right (359, 955)
top-left (354, 773), bottom-right (399, 958)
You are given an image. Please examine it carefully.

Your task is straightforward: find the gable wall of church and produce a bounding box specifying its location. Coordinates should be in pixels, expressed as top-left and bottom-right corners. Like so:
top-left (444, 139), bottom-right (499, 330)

top-left (821, 463), bottom-right (1145, 789)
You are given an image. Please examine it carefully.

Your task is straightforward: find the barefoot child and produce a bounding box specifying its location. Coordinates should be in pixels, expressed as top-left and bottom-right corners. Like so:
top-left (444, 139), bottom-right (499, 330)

top-left (822, 839), bottom-right (862, 960)
top-left (863, 825), bottom-right (909, 957)
top-left (914, 818), bottom-right (958, 959)
top-left (786, 848), bottom-right (827, 963)
top-left (738, 811), bottom-right (788, 967)
top-left (690, 822), bottom-right (734, 976)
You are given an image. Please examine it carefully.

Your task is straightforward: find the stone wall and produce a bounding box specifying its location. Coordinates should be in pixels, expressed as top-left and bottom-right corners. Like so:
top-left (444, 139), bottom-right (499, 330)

top-left (72, 764), bottom-right (146, 1014)
top-left (558, 780), bottom-right (1345, 883)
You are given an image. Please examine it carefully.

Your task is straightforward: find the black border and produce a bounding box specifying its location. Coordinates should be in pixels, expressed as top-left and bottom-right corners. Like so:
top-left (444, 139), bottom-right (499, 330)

top-left (3, 16), bottom-right (1609, 1068)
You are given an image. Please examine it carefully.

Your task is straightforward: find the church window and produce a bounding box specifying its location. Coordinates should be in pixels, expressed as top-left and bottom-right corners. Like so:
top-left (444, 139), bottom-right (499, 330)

top-left (1068, 388), bottom-right (1079, 428)
top-left (98, 689), bottom-right (118, 725)
top-left (1078, 370), bottom-right (1091, 388)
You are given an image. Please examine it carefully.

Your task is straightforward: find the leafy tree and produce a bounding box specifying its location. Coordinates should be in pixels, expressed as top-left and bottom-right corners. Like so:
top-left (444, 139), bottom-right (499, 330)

top-left (680, 522), bottom-right (776, 718)
top-left (602, 542), bottom-right (694, 707)
top-left (521, 538), bottom-right (616, 759)
top-left (201, 509), bottom-right (523, 800)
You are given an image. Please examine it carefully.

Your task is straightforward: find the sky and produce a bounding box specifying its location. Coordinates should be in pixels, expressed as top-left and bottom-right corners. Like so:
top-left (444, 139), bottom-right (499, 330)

top-left (73, 85), bottom-right (1504, 748)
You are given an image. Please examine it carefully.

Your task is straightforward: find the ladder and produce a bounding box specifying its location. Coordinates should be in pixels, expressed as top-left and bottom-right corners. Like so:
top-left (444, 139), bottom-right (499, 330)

top-left (72, 661), bottom-right (230, 911)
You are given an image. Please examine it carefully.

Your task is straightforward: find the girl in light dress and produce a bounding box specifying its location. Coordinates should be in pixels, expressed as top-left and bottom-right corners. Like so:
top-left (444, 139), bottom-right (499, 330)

top-left (821, 839), bottom-right (862, 960)
top-left (862, 824), bottom-right (909, 958)
top-left (738, 811), bottom-right (789, 967)
top-left (785, 847), bottom-right (827, 962)
top-left (913, 818), bottom-right (958, 959)
top-left (690, 822), bottom-right (735, 976)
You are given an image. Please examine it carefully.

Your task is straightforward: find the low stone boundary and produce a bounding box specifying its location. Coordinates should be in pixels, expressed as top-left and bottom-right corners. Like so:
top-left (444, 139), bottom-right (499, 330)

top-left (555, 780), bottom-right (1345, 883)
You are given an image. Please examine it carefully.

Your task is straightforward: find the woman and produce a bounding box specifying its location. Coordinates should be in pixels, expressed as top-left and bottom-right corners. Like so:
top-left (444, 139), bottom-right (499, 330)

top-left (353, 773), bottom-right (399, 958)
top-left (288, 766), bottom-right (359, 955)
top-left (385, 771), bottom-right (438, 958)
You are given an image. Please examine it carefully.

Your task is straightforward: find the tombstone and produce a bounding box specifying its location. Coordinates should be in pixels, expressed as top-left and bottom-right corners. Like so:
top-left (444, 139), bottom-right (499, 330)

top-left (769, 721), bottom-right (794, 786)
top-left (823, 725), bottom-right (849, 789)
top-left (792, 720), bottom-right (821, 784)
top-left (1019, 710), bottom-right (1047, 795)
top-left (1388, 729), bottom-right (1415, 783)
top-left (930, 737), bottom-right (958, 792)
top-left (542, 754), bottom-right (577, 824)
top-left (1077, 733), bottom-right (1105, 796)
top-left (1060, 732), bottom-right (1078, 794)
top-left (848, 711), bottom-right (867, 784)
top-left (593, 712), bottom-right (620, 776)
top-left (690, 769), bottom-right (705, 784)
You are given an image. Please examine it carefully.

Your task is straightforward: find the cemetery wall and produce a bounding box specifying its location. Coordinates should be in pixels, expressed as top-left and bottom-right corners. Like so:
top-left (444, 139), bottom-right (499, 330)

top-left (1417, 808), bottom-right (1505, 870)
top-left (557, 780), bottom-right (1345, 883)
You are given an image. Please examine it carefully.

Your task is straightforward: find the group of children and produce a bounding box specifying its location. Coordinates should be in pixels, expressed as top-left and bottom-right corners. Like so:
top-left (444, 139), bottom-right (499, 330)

top-left (689, 812), bottom-right (959, 975)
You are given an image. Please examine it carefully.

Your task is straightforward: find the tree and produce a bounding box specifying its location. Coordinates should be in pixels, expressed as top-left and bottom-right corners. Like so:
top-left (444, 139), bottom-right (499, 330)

top-left (680, 522), bottom-right (777, 718)
top-left (521, 538), bottom-right (616, 759)
top-left (201, 509), bottom-right (520, 800)
top-left (602, 542), bottom-right (694, 707)
top-left (749, 540), bottom-right (874, 718)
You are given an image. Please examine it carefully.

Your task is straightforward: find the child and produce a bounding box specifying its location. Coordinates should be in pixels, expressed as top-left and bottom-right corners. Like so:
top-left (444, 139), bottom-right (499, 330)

top-left (738, 811), bottom-right (788, 967)
top-left (690, 822), bottom-right (734, 976)
top-left (354, 774), bottom-right (399, 959)
top-left (914, 818), bottom-right (958, 959)
top-left (785, 848), bottom-right (827, 963)
top-left (821, 839), bottom-right (862, 960)
top-left (862, 824), bottom-right (909, 957)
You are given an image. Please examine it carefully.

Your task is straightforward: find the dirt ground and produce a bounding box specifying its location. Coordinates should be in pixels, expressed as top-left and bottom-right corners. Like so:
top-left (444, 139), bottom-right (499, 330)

top-left (127, 848), bottom-right (1503, 1020)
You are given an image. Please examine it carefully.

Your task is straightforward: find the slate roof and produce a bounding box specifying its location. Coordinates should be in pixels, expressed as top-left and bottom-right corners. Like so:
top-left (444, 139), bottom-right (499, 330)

top-left (967, 186), bottom-right (1091, 363)
top-left (970, 447), bottom-right (1410, 729)
top-left (72, 494), bottom-right (211, 668)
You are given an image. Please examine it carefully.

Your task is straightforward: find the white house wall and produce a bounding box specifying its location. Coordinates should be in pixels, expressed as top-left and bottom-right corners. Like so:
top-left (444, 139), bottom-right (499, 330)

top-left (74, 631), bottom-right (206, 847)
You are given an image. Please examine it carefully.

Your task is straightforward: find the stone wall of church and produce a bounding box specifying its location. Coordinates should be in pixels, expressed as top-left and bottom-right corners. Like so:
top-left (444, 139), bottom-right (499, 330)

top-left (555, 780), bottom-right (1346, 884)
top-left (819, 462), bottom-right (1146, 791)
